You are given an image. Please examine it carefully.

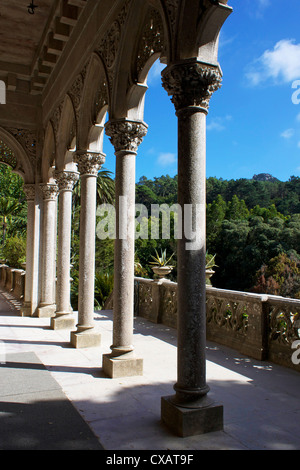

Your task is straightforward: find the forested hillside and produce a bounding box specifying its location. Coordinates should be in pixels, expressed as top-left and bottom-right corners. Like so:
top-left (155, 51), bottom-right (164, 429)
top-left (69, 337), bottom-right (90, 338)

top-left (2, 162), bottom-right (300, 302)
top-left (136, 173), bottom-right (300, 298)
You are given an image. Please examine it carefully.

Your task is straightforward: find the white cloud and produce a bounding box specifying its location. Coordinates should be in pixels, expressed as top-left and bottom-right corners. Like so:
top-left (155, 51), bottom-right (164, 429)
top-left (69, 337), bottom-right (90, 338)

top-left (281, 129), bottom-right (295, 139)
top-left (296, 113), bottom-right (300, 122)
top-left (157, 152), bottom-right (176, 166)
top-left (207, 115), bottom-right (232, 132)
top-left (246, 39), bottom-right (300, 86)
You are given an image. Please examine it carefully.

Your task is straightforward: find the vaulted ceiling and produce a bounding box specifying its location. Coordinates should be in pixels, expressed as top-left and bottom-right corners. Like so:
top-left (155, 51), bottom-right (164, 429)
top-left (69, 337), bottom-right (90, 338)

top-left (0, 0), bottom-right (87, 95)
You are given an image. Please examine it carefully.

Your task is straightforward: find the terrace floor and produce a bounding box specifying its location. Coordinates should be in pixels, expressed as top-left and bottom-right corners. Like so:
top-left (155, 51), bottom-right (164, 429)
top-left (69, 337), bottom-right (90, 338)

top-left (0, 288), bottom-right (300, 451)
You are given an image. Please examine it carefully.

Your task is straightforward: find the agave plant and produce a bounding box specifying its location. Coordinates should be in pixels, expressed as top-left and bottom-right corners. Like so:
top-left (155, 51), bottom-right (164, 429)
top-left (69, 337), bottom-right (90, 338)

top-left (149, 249), bottom-right (174, 267)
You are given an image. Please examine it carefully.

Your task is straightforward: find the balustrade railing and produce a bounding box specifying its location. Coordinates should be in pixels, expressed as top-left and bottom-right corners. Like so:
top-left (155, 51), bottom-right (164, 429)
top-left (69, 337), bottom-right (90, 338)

top-left (130, 277), bottom-right (300, 372)
top-left (0, 264), bottom-right (25, 301)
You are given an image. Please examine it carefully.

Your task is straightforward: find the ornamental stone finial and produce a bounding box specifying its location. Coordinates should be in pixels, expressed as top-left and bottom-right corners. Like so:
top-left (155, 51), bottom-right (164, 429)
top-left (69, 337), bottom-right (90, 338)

top-left (54, 170), bottom-right (79, 192)
top-left (105, 119), bottom-right (148, 154)
top-left (161, 60), bottom-right (222, 113)
top-left (39, 183), bottom-right (59, 200)
top-left (74, 152), bottom-right (106, 176)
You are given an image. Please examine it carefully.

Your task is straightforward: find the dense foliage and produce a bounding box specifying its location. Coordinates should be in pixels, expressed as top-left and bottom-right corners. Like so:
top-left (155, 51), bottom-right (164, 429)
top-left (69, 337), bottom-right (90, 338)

top-left (135, 173), bottom-right (300, 297)
top-left (2, 162), bottom-right (300, 303)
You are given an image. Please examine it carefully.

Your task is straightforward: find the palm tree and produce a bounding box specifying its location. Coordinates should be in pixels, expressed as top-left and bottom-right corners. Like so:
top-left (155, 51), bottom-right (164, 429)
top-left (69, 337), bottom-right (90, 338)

top-left (0, 196), bottom-right (22, 245)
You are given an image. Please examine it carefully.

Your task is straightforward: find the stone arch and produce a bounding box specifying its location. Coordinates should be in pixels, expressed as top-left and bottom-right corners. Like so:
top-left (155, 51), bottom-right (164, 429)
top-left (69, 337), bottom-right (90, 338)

top-left (0, 127), bottom-right (34, 183)
top-left (77, 53), bottom-right (109, 153)
top-left (174, 0), bottom-right (232, 62)
top-left (55, 94), bottom-right (77, 172)
top-left (41, 121), bottom-right (56, 183)
top-left (109, 2), bottom-right (168, 121)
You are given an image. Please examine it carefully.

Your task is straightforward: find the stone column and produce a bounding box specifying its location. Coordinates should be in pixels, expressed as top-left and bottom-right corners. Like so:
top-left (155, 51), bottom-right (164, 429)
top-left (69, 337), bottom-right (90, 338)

top-left (37, 183), bottom-right (59, 318)
top-left (51, 170), bottom-right (79, 330)
top-left (102, 119), bottom-right (147, 378)
top-left (160, 59), bottom-right (224, 436)
top-left (21, 184), bottom-right (35, 317)
top-left (70, 152), bottom-right (105, 348)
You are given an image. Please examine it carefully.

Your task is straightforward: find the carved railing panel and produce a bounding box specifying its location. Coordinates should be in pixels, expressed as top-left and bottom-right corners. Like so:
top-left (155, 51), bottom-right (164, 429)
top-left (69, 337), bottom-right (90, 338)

top-left (133, 277), bottom-right (300, 372)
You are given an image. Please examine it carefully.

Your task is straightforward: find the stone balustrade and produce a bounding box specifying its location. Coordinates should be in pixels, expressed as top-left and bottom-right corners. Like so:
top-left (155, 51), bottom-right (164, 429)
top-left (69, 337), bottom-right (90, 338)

top-left (128, 277), bottom-right (300, 373)
top-left (0, 265), bottom-right (25, 300)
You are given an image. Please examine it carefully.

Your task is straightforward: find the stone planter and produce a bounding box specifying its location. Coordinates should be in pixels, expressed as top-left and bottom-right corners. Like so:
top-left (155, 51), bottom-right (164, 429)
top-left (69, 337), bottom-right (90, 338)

top-left (205, 269), bottom-right (215, 285)
top-left (152, 266), bottom-right (173, 279)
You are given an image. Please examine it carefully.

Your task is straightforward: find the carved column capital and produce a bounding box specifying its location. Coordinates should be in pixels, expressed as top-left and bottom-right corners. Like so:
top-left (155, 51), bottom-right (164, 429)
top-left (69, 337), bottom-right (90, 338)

top-left (74, 152), bottom-right (106, 176)
top-left (54, 170), bottom-right (79, 192)
top-left (23, 184), bottom-right (36, 201)
top-left (39, 183), bottom-right (59, 201)
top-left (161, 60), bottom-right (222, 113)
top-left (105, 119), bottom-right (148, 155)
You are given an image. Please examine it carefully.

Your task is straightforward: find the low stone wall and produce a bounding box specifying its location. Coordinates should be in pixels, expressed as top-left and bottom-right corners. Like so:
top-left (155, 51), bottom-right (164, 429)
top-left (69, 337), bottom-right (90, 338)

top-left (132, 277), bottom-right (300, 373)
top-left (0, 265), bottom-right (25, 300)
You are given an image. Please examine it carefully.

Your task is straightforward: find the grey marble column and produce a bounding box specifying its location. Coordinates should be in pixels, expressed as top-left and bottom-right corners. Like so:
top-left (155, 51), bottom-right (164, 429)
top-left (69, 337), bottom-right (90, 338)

top-left (21, 184), bottom-right (35, 317)
top-left (160, 59), bottom-right (224, 436)
top-left (70, 152), bottom-right (105, 348)
top-left (37, 183), bottom-right (59, 318)
top-left (51, 170), bottom-right (79, 330)
top-left (102, 119), bottom-right (147, 378)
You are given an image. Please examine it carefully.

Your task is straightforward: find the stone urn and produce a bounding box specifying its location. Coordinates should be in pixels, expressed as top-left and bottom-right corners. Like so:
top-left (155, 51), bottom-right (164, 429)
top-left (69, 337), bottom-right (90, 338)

top-left (152, 265), bottom-right (173, 279)
top-left (205, 269), bottom-right (215, 284)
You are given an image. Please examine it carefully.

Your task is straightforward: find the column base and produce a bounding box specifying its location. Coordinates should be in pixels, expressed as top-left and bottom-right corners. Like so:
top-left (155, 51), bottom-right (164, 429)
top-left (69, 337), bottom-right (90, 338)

top-left (20, 303), bottom-right (32, 317)
top-left (36, 304), bottom-right (56, 318)
top-left (51, 313), bottom-right (75, 330)
top-left (102, 353), bottom-right (143, 378)
top-left (161, 395), bottom-right (223, 437)
top-left (70, 328), bottom-right (101, 349)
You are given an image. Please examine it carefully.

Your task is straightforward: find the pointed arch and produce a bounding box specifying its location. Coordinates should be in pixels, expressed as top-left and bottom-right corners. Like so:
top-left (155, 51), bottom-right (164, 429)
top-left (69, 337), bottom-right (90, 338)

top-left (77, 53), bottom-right (109, 152)
top-left (0, 127), bottom-right (35, 183)
top-left (55, 94), bottom-right (77, 172)
top-left (41, 121), bottom-right (56, 183)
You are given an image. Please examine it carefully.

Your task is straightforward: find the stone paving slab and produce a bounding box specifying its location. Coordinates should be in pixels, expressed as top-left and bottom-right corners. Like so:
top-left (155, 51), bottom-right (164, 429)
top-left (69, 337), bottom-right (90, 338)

top-left (0, 289), bottom-right (300, 451)
top-left (0, 351), bottom-right (104, 450)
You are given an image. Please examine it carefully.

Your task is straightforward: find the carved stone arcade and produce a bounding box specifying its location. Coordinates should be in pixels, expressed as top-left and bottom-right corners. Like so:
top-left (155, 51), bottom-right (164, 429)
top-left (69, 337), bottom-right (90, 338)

top-left (0, 0), bottom-right (233, 438)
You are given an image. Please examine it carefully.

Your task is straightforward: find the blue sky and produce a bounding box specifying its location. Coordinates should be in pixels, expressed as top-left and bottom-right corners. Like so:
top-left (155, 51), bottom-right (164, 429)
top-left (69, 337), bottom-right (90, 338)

top-left (104, 0), bottom-right (300, 183)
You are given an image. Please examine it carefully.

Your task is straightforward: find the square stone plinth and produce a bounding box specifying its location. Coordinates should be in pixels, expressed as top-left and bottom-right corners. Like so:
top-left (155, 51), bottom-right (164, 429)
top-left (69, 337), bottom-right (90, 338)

top-left (20, 305), bottom-right (32, 317)
top-left (36, 304), bottom-right (56, 318)
top-left (161, 395), bottom-right (223, 437)
top-left (51, 314), bottom-right (75, 331)
top-left (70, 330), bottom-right (101, 349)
top-left (102, 354), bottom-right (143, 378)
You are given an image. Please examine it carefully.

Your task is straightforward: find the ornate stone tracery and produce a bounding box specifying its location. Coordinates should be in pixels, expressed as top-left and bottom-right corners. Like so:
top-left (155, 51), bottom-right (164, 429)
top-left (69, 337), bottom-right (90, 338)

top-left (0, 139), bottom-right (17, 169)
top-left (135, 8), bottom-right (165, 80)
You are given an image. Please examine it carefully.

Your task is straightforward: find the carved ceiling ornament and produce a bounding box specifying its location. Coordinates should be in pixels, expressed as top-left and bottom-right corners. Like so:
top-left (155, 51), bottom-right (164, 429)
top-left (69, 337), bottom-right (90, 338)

top-left (5, 127), bottom-right (37, 167)
top-left (96, 0), bottom-right (132, 95)
top-left (161, 61), bottom-right (222, 112)
top-left (105, 119), bottom-right (148, 154)
top-left (0, 139), bottom-right (17, 169)
top-left (164, 0), bottom-right (179, 36)
top-left (135, 7), bottom-right (165, 80)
